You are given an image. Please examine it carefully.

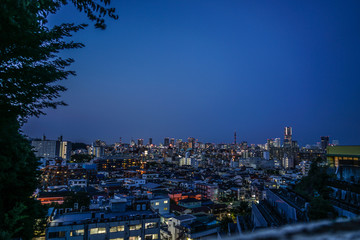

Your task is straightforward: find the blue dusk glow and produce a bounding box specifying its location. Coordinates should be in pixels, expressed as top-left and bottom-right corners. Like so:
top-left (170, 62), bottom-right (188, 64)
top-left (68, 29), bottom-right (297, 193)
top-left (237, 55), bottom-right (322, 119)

top-left (22, 0), bottom-right (360, 145)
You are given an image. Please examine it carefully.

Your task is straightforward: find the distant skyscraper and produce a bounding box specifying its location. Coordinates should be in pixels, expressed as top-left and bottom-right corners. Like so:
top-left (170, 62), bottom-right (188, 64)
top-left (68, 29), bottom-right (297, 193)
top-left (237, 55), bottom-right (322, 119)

top-left (92, 139), bottom-right (105, 157)
top-left (266, 139), bottom-right (274, 150)
top-left (274, 138), bottom-right (281, 148)
top-left (130, 139), bottom-right (135, 147)
top-left (176, 139), bottom-right (182, 149)
top-left (170, 138), bottom-right (175, 146)
top-left (59, 141), bottom-right (72, 160)
top-left (321, 136), bottom-right (329, 150)
top-left (284, 127), bottom-right (292, 147)
top-left (164, 137), bottom-right (170, 147)
top-left (188, 137), bottom-right (195, 149)
top-left (137, 138), bottom-right (144, 146)
top-left (234, 131), bottom-right (237, 145)
top-left (149, 138), bottom-right (153, 145)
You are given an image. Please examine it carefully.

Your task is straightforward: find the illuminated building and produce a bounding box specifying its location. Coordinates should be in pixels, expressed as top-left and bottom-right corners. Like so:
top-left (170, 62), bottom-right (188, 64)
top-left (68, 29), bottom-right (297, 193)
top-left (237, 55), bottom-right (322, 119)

top-left (59, 141), bottom-right (72, 160)
top-left (32, 136), bottom-right (72, 160)
top-left (46, 202), bottom-right (160, 240)
top-left (327, 146), bottom-right (360, 183)
top-left (96, 156), bottom-right (142, 172)
top-left (284, 127), bottom-right (292, 147)
top-left (188, 137), bottom-right (195, 149)
top-left (274, 138), bottom-right (281, 148)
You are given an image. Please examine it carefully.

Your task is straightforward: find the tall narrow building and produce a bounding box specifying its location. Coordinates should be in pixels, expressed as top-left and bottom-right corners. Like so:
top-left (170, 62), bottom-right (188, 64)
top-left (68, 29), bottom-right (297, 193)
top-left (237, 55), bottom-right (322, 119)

top-left (164, 137), bottom-right (170, 147)
top-left (284, 127), bottom-right (292, 147)
top-left (188, 137), bottom-right (195, 149)
top-left (234, 131), bottom-right (237, 145)
top-left (321, 136), bottom-right (329, 151)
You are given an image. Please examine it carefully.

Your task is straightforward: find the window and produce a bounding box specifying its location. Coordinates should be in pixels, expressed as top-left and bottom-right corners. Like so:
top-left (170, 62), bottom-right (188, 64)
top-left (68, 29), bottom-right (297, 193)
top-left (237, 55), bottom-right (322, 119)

top-left (130, 224), bottom-right (141, 230)
top-left (90, 227), bottom-right (106, 235)
top-left (145, 234), bottom-right (159, 240)
top-left (155, 202), bottom-right (159, 206)
top-left (111, 238), bottom-right (124, 240)
top-left (110, 225), bottom-right (125, 232)
top-left (70, 229), bottom-right (84, 236)
top-left (164, 200), bottom-right (168, 204)
top-left (129, 237), bottom-right (141, 240)
top-left (164, 208), bottom-right (168, 211)
top-left (48, 231), bottom-right (66, 238)
top-left (145, 222), bottom-right (157, 229)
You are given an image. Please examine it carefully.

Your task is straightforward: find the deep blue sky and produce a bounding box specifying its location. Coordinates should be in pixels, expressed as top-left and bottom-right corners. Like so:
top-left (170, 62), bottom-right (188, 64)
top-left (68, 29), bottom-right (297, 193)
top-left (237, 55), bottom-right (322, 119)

top-left (22, 0), bottom-right (360, 145)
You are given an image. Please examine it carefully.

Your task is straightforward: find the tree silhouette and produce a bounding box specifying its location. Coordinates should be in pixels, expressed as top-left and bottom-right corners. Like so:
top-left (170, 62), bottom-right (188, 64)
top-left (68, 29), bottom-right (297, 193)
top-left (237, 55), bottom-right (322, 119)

top-left (0, 1), bottom-right (117, 239)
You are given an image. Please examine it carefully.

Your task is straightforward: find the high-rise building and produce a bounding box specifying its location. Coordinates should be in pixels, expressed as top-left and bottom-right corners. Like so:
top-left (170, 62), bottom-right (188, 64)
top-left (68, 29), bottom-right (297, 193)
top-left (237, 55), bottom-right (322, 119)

top-left (92, 140), bottom-right (105, 158)
top-left (31, 136), bottom-right (72, 160)
top-left (266, 139), bottom-right (274, 150)
top-left (321, 136), bottom-right (329, 150)
top-left (176, 139), bottom-right (182, 149)
top-left (59, 141), bottom-right (72, 160)
top-left (149, 138), bottom-right (153, 145)
top-left (282, 154), bottom-right (294, 169)
top-left (164, 137), bottom-right (170, 147)
top-left (234, 131), bottom-right (237, 145)
top-left (137, 138), bottom-right (144, 146)
top-left (284, 127), bottom-right (292, 147)
top-left (170, 138), bottom-right (175, 146)
top-left (32, 139), bottom-right (60, 159)
top-left (274, 138), bottom-right (281, 148)
top-left (188, 137), bottom-right (195, 149)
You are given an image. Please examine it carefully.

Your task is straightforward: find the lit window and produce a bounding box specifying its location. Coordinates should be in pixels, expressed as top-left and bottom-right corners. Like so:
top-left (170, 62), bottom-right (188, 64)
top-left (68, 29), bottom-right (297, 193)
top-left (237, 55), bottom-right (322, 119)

top-left (130, 224), bottom-right (142, 230)
top-left (145, 222), bottom-right (158, 229)
top-left (110, 225), bottom-right (124, 232)
top-left (164, 208), bottom-right (168, 211)
top-left (129, 237), bottom-right (141, 240)
top-left (90, 228), bottom-right (106, 235)
top-left (111, 238), bottom-right (124, 240)
top-left (164, 200), bottom-right (168, 204)
top-left (155, 202), bottom-right (159, 206)
top-left (70, 229), bottom-right (84, 236)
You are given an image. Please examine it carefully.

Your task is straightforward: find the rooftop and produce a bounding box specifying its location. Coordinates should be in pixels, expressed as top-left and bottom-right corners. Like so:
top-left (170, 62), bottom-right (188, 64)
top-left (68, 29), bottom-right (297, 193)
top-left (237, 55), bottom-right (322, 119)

top-left (50, 210), bottom-right (158, 227)
top-left (174, 214), bottom-right (196, 221)
top-left (327, 146), bottom-right (360, 156)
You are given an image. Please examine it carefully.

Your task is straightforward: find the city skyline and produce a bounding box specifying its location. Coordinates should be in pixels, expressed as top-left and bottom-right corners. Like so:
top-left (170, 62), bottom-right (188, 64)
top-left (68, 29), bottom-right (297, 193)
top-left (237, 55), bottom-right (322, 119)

top-left (22, 0), bottom-right (360, 145)
top-left (26, 130), bottom-right (335, 148)
top-left (4, 1), bottom-right (360, 238)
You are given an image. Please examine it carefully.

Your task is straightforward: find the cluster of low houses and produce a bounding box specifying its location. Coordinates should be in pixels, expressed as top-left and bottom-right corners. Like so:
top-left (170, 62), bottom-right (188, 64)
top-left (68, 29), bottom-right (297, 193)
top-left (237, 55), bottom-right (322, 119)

top-left (35, 145), bottom-right (360, 239)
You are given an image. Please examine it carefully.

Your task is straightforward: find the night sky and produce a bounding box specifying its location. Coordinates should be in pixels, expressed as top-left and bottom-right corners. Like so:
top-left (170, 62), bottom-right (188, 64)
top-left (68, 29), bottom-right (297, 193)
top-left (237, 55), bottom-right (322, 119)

top-left (22, 0), bottom-right (360, 146)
